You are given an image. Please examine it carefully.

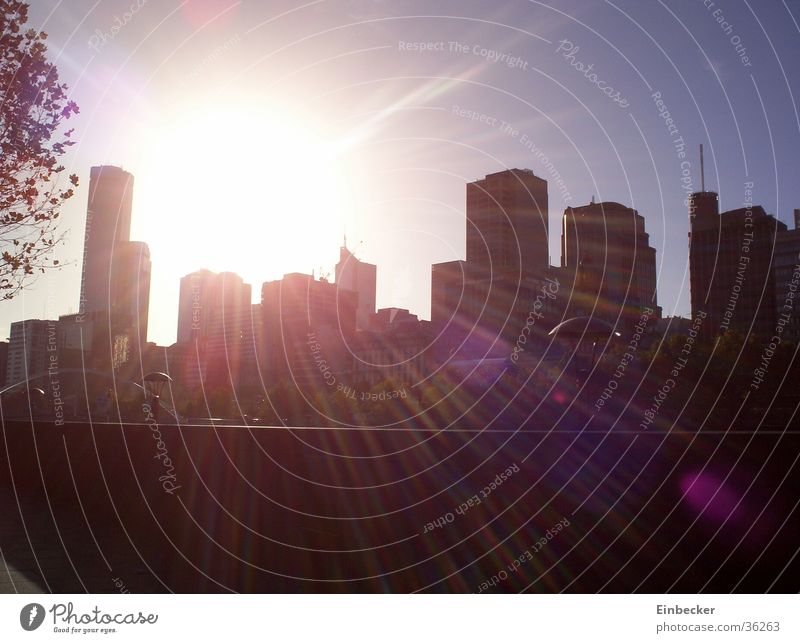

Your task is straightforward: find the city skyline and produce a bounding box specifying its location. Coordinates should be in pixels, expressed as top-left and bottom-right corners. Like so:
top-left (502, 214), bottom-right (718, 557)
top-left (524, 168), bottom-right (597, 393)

top-left (2, 1), bottom-right (800, 346)
top-left (3, 0), bottom-right (800, 603)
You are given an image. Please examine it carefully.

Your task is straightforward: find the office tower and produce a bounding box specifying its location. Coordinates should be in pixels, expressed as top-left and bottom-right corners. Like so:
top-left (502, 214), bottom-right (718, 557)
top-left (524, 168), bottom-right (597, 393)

top-left (431, 169), bottom-right (563, 360)
top-left (76, 165), bottom-right (150, 372)
top-left (177, 269), bottom-right (217, 344)
top-left (335, 243), bottom-right (376, 330)
top-left (0, 341), bottom-right (7, 389)
top-left (5, 319), bottom-right (56, 385)
top-left (689, 191), bottom-right (786, 338)
top-left (176, 270), bottom-right (252, 389)
top-left (773, 215), bottom-right (800, 343)
top-left (561, 200), bottom-right (659, 327)
top-left (466, 168), bottom-right (549, 277)
top-left (111, 241), bottom-right (151, 351)
top-left (203, 272), bottom-right (252, 389)
top-left (79, 166), bottom-right (134, 315)
top-left (261, 273), bottom-right (357, 387)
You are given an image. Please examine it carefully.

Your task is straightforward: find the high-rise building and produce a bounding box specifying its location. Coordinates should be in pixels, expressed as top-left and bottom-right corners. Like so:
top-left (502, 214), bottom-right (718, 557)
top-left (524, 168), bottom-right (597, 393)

top-left (689, 191), bottom-right (786, 338)
top-left (5, 319), bottom-right (56, 385)
top-left (176, 270), bottom-right (252, 389)
top-left (773, 216), bottom-right (800, 343)
top-left (111, 241), bottom-right (151, 352)
top-left (0, 341), bottom-right (9, 389)
top-left (177, 269), bottom-right (217, 344)
top-left (203, 273), bottom-right (252, 390)
top-left (335, 243), bottom-right (376, 330)
top-left (431, 169), bottom-right (563, 360)
top-left (80, 166), bottom-right (134, 315)
top-left (77, 166), bottom-right (150, 372)
top-left (0, 342), bottom-right (8, 389)
top-left (261, 273), bottom-right (357, 388)
top-left (561, 200), bottom-right (659, 327)
top-left (466, 168), bottom-right (549, 277)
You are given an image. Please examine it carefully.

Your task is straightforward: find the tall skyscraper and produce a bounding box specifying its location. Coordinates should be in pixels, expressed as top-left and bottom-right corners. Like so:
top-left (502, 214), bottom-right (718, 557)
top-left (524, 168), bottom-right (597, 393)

top-left (111, 241), bottom-right (151, 351)
top-left (80, 166), bottom-right (134, 315)
top-left (466, 168), bottom-right (549, 276)
top-left (561, 200), bottom-right (659, 327)
top-left (689, 191), bottom-right (786, 338)
top-left (335, 243), bottom-right (376, 330)
top-left (431, 169), bottom-right (562, 359)
top-left (76, 165), bottom-right (150, 372)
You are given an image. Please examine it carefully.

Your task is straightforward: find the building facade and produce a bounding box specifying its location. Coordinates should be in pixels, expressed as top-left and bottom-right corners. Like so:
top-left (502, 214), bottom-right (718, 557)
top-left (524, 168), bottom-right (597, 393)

top-left (335, 244), bottom-right (376, 331)
top-left (261, 273), bottom-right (357, 389)
top-left (77, 166), bottom-right (150, 370)
top-left (80, 166), bottom-right (134, 315)
top-left (689, 191), bottom-right (785, 338)
top-left (561, 200), bottom-right (660, 329)
top-left (466, 168), bottom-right (549, 277)
top-left (5, 319), bottom-right (56, 385)
top-left (176, 270), bottom-right (253, 389)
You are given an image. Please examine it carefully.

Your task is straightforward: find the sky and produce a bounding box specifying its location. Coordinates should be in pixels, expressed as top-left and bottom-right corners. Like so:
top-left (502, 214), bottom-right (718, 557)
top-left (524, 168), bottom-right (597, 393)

top-left (3, 0), bottom-right (800, 346)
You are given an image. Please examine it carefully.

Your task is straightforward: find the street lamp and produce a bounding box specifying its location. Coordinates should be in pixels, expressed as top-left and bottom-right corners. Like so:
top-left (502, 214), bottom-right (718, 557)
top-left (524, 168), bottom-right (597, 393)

top-left (548, 316), bottom-right (621, 384)
top-left (142, 372), bottom-right (173, 422)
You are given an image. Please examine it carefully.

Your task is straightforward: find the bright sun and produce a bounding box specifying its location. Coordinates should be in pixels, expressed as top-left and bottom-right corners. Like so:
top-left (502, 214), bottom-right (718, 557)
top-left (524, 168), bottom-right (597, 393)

top-left (135, 103), bottom-right (355, 291)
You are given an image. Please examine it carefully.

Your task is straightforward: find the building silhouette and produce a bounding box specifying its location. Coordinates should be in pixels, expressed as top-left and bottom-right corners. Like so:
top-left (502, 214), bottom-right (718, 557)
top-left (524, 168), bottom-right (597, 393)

top-left (79, 166), bottom-right (134, 315)
top-left (431, 169), bottom-right (563, 359)
top-left (261, 272), bottom-right (357, 388)
top-left (467, 168), bottom-right (549, 276)
top-left (561, 200), bottom-right (660, 328)
top-left (177, 269), bottom-right (217, 345)
top-left (111, 240), bottom-right (151, 351)
top-left (176, 270), bottom-right (253, 389)
top-left (689, 191), bottom-right (785, 338)
top-left (335, 243), bottom-right (376, 330)
top-left (0, 341), bottom-right (7, 388)
top-left (5, 319), bottom-right (56, 385)
top-left (772, 210), bottom-right (800, 342)
top-left (77, 166), bottom-right (150, 371)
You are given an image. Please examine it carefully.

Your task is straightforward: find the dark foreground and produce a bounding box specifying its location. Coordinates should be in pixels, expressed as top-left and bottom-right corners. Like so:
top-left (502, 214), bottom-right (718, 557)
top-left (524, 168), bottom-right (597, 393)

top-left (1, 419), bottom-right (798, 593)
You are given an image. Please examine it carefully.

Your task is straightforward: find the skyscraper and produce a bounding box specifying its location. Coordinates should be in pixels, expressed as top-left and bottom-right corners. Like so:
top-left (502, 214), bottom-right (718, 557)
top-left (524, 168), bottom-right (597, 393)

top-left (176, 270), bottom-right (252, 389)
top-left (772, 215), bottom-right (800, 343)
top-left (177, 269), bottom-right (217, 345)
top-left (466, 168), bottom-right (549, 277)
top-left (261, 273), bottom-right (357, 388)
top-left (431, 169), bottom-right (563, 359)
top-left (79, 166), bottom-right (134, 315)
top-left (5, 319), bottom-right (56, 385)
top-left (689, 191), bottom-right (786, 338)
top-left (335, 243), bottom-right (376, 330)
top-left (561, 200), bottom-right (659, 327)
top-left (111, 241), bottom-right (151, 351)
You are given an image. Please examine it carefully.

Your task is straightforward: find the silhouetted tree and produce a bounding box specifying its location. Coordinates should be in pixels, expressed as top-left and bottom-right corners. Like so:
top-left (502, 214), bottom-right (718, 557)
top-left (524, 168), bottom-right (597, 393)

top-left (1, 1), bottom-right (78, 299)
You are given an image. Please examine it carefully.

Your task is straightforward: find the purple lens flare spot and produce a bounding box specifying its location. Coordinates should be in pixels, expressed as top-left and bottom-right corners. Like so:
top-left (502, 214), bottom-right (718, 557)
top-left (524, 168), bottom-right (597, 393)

top-left (679, 471), bottom-right (743, 523)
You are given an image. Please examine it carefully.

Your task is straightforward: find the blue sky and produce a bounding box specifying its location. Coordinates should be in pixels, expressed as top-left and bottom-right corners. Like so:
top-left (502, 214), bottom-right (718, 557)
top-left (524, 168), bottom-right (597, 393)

top-left (4, 0), bottom-right (800, 345)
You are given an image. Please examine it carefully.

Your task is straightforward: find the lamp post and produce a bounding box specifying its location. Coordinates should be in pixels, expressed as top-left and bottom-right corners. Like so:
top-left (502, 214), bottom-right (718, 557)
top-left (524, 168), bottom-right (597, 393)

top-left (548, 316), bottom-right (621, 386)
top-left (142, 372), bottom-right (173, 423)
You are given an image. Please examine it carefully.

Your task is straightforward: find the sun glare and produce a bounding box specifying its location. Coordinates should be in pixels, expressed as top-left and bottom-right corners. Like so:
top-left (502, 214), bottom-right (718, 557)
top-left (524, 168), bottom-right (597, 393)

top-left (136, 104), bottom-right (354, 291)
